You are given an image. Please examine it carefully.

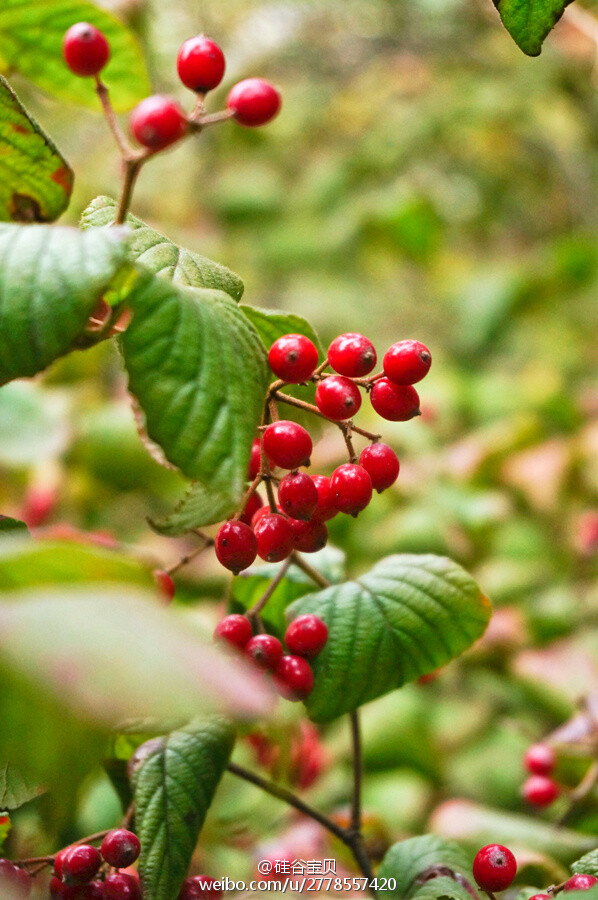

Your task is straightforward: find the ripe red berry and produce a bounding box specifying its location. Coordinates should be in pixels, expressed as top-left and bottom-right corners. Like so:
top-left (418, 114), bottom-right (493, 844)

top-left (285, 614), bottom-right (328, 658)
top-left (564, 875), bottom-right (598, 891)
top-left (278, 472), bottom-right (318, 521)
top-left (81, 883), bottom-right (105, 900)
top-left (153, 568), bottom-right (175, 600)
top-left (262, 421), bottom-right (312, 470)
top-left (240, 491), bottom-right (264, 526)
top-left (268, 334), bottom-right (319, 383)
top-left (215, 521), bottom-right (257, 574)
top-left (49, 876), bottom-right (73, 898)
top-left (328, 333), bottom-right (377, 377)
top-left (330, 463), bottom-right (372, 517)
top-left (130, 95), bottom-right (188, 150)
top-left (0, 860), bottom-right (30, 897)
top-left (101, 829), bottom-right (141, 869)
top-left (273, 655), bottom-right (314, 701)
top-left (214, 614), bottom-right (253, 649)
top-left (370, 378), bottom-right (421, 421)
top-left (177, 36), bottom-right (225, 93)
top-left (62, 844), bottom-right (102, 884)
top-left (227, 78), bottom-right (281, 127)
top-left (315, 376), bottom-right (362, 421)
top-left (254, 513), bottom-right (295, 562)
top-left (311, 475), bottom-right (337, 522)
top-left (527, 896), bottom-right (551, 899)
top-left (358, 443), bottom-right (400, 492)
top-left (247, 439), bottom-right (262, 479)
top-left (472, 844), bottom-right (517, 892)
top-left (103, 872), bottom-right (142, 899)
top-left (246, 634), bottom-right (284, 670)
top-left (524, 743), bottom-right (556, 776)
top-left (289, 517), bottom-right (328, 553)
top-left (522, 774), bottom-right (560, 807)
top-left (62, 23), bottom-right (110, 77)
top-left (178, 875), bottom-right (223, 900)
top-left (383, 340), bottom-right (432, 385)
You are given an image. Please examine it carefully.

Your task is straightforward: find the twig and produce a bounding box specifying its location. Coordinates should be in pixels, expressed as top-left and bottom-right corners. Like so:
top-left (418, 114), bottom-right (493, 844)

top-left (233, 474), bottom-right (264, 521)
top-left (349, 710), bottom-right (363, 835)
top-left (115, 156), bottom-right (147, 224)
top-left (247, 557), bottom-right (292, 623)
top-left (290, 551), bottom-right (332, 588)
top-left (94, 77), bottom-right (131, 156)
top-left (273, 391), bottom-right (380, 441)
top-left (555, 759), bottom-right (598, 827)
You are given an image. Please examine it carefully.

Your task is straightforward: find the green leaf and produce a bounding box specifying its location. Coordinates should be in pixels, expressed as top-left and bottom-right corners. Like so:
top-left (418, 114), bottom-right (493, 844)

top-left (0, 382), bottom-right (70, 466)
top-left (492, 0), bottom-right (573, 56)
top-left (81, 197), bottom-right (244, 301)
top-left (239, 305), bottom-right (323, 355)
top-left (288, 554), bottom-right (491, 722)
top-left (122, 273), bottom-right (268, 502)
top-left (133, 718), bottom-right (235, 900)
top-left (572, 850), bottom-right (598, 877)
top-left (149, 480), bottom-right (240, 536)
top-left (0, 223), bottom-right (129, 385)
top-left (378, 835), bottom-right (473, 900)
top-left (0, 764), bottom-right (43, 810)
top-left (0, 517), bottom-right (28, 535)
top-left (0, 0), bottom-right (150, 111)
top-left (0, 76), bottom-right (73, 222)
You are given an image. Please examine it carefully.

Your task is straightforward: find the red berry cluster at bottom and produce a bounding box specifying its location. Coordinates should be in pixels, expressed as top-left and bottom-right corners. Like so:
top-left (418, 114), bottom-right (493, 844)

top-left (47, 829), bottom-right (141, 898)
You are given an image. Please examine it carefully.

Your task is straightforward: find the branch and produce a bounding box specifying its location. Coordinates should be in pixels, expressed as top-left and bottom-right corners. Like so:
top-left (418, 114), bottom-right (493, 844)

top-left (290, 551), bottom-right (332, 588)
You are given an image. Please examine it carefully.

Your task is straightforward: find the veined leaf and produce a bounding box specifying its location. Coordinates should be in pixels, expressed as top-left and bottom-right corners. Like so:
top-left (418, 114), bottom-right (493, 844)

top-left (378, 835), bottom-right (473, 900)
top-left (149, 481), bottom-right (240, 536)
top-left (492, 0), bottom-right (573, 56)
top-left (240, 305), bottom-right (323, 355)
top-left (0, 764), bottom-right (43, 810)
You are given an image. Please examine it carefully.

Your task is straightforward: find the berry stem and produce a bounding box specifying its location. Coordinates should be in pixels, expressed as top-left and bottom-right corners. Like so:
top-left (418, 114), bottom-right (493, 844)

top-left (165, 536), bottom-right (212, 576)
top-left (273, 390), bottom-right (381, 441)
top-left (195, 108), bottom-right (235, 128)
top-left (311, 359), bottom-right (330, 379)
top-left (247, 556), bottom-right (292, 623)
top-left (115, 155), bottom-right (147, 224)
top-left (232, 473), bottom-right (264, 522)
top-left (555, 758), bottom-right (598, 826)
top-left (290, 551), bottom-right (331, 588)
top-left (94, 76), bottom-right (132, 157)
top-left (340, 423), bottom-right (358, 463)
top-left (349, 710), bottom-right (363, 835)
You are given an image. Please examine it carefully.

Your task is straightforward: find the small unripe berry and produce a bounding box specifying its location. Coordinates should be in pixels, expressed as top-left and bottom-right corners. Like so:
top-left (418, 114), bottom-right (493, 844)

top-left (328, 333), bottom-right (376, 377)
top-left (383, 340), bottom-right (431, 385)
top-left (311, 475), bottom-right (337, 522)
top-left (289, 517), bottom-right (328, 553)
top-left (227, 78), bottom-right (281, 127)
top-left (0, 860), bottom-right (30, 898)
top-left (262, 421), bottom-right (312, 470)
top-left (285, 614), bottom-right (328, 658)
top-left (178, 875), bottom-right (223, 899)
top-left (247, 438), bottom-right (262, 479)
top-left (101, 828), bottom-right (141, 868)
top-left (214, 614), bottom-right (253, 650)
top-left (215, 521), bottom-right (257, 574)
top-left (315, 376), bottom-right (362, 421)
top-left (522, 774), bottom-right (560, 807)
top-left (524, 743), bottom-right (556, 776)
top-left (254, 513), bottom-right (295, 562)
top-left (564, 875), bottom-right (598, 891)
top-left (240, 491), bottom-right (264, 527)
top-left (330, 463), bottom-right (372, 517)
top-left (246, 634), bottom-right (284, 670)
top-left (358, 443), bottom-right (400, 492)
top-left (62, 844), bottom-right (102, 884)
top-left (278, 472), bottom-right (318, 521)
top-left (472, 844), bottom-right (517, 892)
top-left (177, 36), bottom-right (225, 93)
top-left (130, 95), bottom-right (188, 150)
top-left (153, 569), bottom-right (175, 600)
top-left (62, 23), bottom-right (110, 77)
top-left (273, 655), bottom-right (314, 701)
top-left (268, 334), bottom-right (318, 383)
top-left (370, 378), bottom-right (420, 421)
top-left (103, 872), bottom-right (142, 899)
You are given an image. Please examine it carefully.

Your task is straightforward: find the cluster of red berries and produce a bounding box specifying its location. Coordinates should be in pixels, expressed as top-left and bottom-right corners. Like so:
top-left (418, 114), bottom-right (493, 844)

top-left (62, 24), bottom-right (281, 152)
top-left (49, 829), bottom-right (141, 898)
top-left (473, 842), bottom-right (597, 896)
top-left (214, 332), bottom-right (430, 574)
top-left (521, 742), bottom-right (560, 808)
top-left (214, 612), bottom-right (328, 701)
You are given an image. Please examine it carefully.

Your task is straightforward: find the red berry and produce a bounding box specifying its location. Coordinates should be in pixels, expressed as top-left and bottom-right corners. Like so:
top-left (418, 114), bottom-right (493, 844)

top-left (104, 872), bottom-right (142, 899)
top-left (62, 845), bottom-right (102, 884)
top-left (62, 23), bottom-right (110, 77)
top-left (330, 463), bottom-right (372, 517)
top-left (328, 333), bottom-right (376, 377)
top-left (278, 472), bottom-right (318, 521)
top-left (247, 439), bottom-right (262, 479)
top-left (383, 340), bottom-right (432, 385)
top-left (54, 848), bottom-right (71, 879)
top-left (227, 78), bottom-right (281, 127)
top-left (254, 513), bottom-right (295, 562)
top-left (214, 614), bottom-right (253, 650)
top-left (268, 334), bottom-right (318, 383)
top-left (564, 875), bottom-right (598, 891)
top-left (178, 876), bottom-right (223, 899)
top-left (524, 743), bottom-right (556, 776)
top-left (262, 421), bottom-right (312, 470)
top-left (522, 774), bottom-right (560, 807)
top-left (251, 504), bottom-right (275, 529)
top-left (240, 491), bottom-right (264, 526)
top-left (289, 517), bottom-right (328, 553)
top-left (527, 896), bottom-right (551, 899)
top-left (215, 521), bottom-right (257, 574)
top-left (285, 614), bottom-right (328, 658)
top-left (177, 36), bottom-right (225, 93)
top-left (315, 376), bottom-right (362, 421)
top-left (130, 95), bottom-right (188, 150)
top-left (49, 876), bottom-right (75, 898)
top-left (273, 655), bottom-right (314, 701)
top-left (311, 475), bottom-right (337, 522)
top-left (153, 568), bottom-right (175, 600)
top-left (101, 829), bottom-right (141, 869)
top-left (0, 860), bottom-right (30, 897)
top-left (81, 883), bottom-right (105, 899)
top-left (358, 443), bottom-right (400, 492)
top-left (370, 378), bottom-right (421, 421)
top-left (472, 844), bottom-right (517, 892)
top-left (246, 634), bottom-right (284, 670)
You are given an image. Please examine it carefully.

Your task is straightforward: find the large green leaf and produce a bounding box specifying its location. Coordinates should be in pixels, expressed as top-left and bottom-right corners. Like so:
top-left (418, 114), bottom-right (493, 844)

top-left (0, 0), bottom-right (150, 111)
top-left (149, 480), bottom-right (240, 536)
top-left (288, 554), bottom-right (491, 722)
top-left (133, 718), bottom-right (235, 900)
top-left (239, 305), bottom-right (323, 355)
top-left (492, 0), bottom-right (573, 56)
top-left (378, 835), bottom-right (473, 900)
top-left (0, 222), bottom-right (129, 384)
top-left (0, 75), bottom-right (72, 222)
top-left (571, 850), bottom-right (598, 877)
top-left (0, 764), bottom-right (43, 810)
top-left (122, 273), bottom-right (268, 500)
top-left (81, 197), bottom-right (244, 301)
